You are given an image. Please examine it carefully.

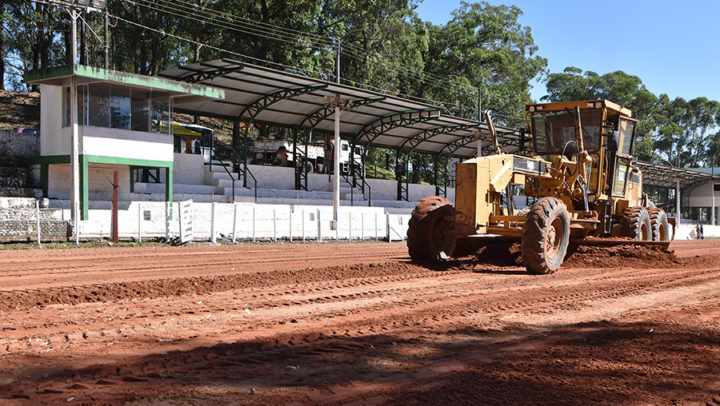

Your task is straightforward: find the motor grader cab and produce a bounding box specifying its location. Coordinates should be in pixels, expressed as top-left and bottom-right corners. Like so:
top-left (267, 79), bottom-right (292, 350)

top-left (407, 100), bottom-right (672, 274)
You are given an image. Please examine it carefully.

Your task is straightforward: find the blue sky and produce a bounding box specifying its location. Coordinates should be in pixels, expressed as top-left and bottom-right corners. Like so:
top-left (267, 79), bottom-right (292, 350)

top-left (415, 0), bottom-right (720, 103)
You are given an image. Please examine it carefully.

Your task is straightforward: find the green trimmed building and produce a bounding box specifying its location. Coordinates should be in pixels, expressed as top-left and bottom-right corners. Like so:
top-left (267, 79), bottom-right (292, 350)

top-left (24, 65), bottom-right (224, 220)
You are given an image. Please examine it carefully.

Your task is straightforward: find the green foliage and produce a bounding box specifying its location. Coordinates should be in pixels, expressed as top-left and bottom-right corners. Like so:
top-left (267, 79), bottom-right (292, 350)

top-left (421, 1), bottom-right (547, 121)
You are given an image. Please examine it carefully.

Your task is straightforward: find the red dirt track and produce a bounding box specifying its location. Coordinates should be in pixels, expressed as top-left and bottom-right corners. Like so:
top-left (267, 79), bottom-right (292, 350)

top-left (0, 240), bottom-right (719, 405)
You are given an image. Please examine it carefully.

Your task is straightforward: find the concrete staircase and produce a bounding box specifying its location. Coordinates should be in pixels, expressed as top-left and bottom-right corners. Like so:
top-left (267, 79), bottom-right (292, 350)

top-left (0, 197), bottom-right (70, 241)
top-left (116, 164), bottom-right (415, 213)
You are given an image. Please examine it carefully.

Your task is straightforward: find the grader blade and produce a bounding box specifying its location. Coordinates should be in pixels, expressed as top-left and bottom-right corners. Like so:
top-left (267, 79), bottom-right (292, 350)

top-left (570, 238), bottom-right (672, 251)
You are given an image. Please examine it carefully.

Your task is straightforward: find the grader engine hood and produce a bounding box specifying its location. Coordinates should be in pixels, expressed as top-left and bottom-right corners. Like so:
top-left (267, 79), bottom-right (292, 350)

top-left (454, 154), bottom-right (546, 234)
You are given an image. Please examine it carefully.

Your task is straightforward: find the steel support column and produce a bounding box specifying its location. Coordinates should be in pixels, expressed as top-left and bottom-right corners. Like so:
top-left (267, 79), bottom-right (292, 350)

top-left (676, 179), bottom-right (681, 227)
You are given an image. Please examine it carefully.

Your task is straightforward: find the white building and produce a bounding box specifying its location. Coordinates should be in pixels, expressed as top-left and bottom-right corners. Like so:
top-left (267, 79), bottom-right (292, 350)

top-left (24, 64), bottom-right (224, 220)
top-left (687, 168), bottom-right (719, 224)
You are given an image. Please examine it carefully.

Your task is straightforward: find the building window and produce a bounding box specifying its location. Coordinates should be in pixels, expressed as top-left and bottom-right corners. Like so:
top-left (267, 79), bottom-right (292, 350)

top-left (61, 83), bottom-right (171, 133)
top-left (131, 88), bottom-right (150, 132)
top-left (109, 85), bottom-right (131, 130)
top-left (62, 85), bottom-right (87, 127)
top-left (714, 183), bottom-right (720, 192)
top-left (151, 93), bottom-right (169, 134)
top-left (89, 83), bottom-right (110, 127)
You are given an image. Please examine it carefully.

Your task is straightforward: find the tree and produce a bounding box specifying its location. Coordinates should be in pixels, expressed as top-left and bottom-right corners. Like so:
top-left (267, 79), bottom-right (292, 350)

top-left (421, 1), bottom-right (547, 121)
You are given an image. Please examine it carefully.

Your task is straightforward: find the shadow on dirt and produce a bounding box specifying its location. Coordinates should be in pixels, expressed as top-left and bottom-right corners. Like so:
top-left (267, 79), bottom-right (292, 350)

top-left (3, 320), bottom-right (718, 404)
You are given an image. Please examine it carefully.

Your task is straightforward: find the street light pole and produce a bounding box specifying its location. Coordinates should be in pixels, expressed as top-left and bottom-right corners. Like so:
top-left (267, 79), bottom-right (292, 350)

top-left (712, 154), bottom-right (716, 226)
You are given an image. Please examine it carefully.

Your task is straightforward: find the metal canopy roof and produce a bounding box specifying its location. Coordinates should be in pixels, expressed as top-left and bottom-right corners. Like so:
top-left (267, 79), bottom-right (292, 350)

top-left (635, 161), bottom-right (716, 188)
top-left (159, 59), bottom-right (522, 158)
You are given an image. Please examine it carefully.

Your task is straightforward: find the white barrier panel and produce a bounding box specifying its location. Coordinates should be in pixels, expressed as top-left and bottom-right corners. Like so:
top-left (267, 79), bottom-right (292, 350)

top-left (179, 200), bottom-right (193, 243)
top-left (72, 201), bottom-right (412, 243)
top-left (386, 213), bottom-right (410, 242)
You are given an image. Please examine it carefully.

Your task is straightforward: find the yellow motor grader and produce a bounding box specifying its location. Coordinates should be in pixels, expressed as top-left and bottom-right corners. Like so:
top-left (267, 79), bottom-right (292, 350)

top-left (407, 100), bottom-right (673, 274)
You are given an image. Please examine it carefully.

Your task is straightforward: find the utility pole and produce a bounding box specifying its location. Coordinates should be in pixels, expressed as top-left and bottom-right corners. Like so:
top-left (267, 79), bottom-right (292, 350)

top-left (70, 9), bottom-right (80, 244)
top-left (330, 38), bottom-right (342, 229)
top-left (336, 39), bottom-right (341, 85)
top-left (57, 1), bottom-right (106, 244)
top-left (104, 9), bottom-right (109, 69)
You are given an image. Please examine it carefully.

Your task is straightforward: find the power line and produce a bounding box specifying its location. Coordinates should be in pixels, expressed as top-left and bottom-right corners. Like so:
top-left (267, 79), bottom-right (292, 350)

top-left (123, 0), bottom-right (459, 92)
top-left (29, 0), bottom-right (485, 115)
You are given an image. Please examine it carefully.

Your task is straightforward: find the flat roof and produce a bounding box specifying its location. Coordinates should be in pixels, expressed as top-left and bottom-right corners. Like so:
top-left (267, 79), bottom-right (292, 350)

top-left (526, 99), bottom-right (632, 117)
top-left (635, 161), bottom-right (716, 188)
top-left (159, 59), bottom-right (523, 158)
top-left (24, 64), bottom-right (225, 102)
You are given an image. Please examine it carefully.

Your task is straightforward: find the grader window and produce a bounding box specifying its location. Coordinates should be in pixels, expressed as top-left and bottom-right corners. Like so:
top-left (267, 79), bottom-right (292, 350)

top-left (618, 118), bottom-right (637, 155)
top-left (612, 158), bottom-right (631, 196)
top-left (531, 109), bottom-right (603, 155)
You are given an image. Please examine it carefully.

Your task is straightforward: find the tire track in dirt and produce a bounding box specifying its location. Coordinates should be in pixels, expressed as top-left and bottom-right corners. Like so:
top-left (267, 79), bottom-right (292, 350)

top-left (3, 259), bottom-right (719, 361)
top-left (2, 240), bottom-right (720, 404)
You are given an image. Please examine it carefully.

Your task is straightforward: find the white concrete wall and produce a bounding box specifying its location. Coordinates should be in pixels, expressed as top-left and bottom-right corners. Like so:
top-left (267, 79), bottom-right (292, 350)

top-left (48, 163), bottom-right (131, 201)
top-left (688, 181), bottom-right (720, 207)
top-left (73, 200), bottom-right (411, 242)
top-left (173, 153), bottom-right (205, 184)
top-left (246, 164), bottom-right (296, 189)
top-left (81, 126), bottom-right (173, 162)
top-left (39, 84), bottom-right (67, 156)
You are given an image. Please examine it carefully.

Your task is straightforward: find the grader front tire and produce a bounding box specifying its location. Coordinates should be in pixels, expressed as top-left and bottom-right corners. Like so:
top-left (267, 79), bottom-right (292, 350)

top-left (407, 196), bottom-right (455, 261)
top-left (521, 197), bottom-right (571, 275)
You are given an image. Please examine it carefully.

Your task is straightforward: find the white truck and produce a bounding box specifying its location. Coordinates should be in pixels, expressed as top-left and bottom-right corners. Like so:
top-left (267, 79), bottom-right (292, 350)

top-left (252, 138), bottom-right (363, 175)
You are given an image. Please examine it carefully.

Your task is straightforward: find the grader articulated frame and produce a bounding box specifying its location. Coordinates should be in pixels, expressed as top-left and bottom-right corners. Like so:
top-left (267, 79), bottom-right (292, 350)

top-left (407, 100), bottom-right (673, 274)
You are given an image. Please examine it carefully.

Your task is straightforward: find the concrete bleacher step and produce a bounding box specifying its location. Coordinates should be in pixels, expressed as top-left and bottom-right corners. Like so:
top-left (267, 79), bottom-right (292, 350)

top-left (0, 197), bottom-right (39, 208)
top-left (0, 187), bottom-right (41, 198)
top-left (383, 207), bottom-right (413, 215)
top-left (231, 196), bottom-right (372, 206)
top-left (370, 199), bottom-right (417, 209)
top-left (137, 182), bottom-right (220, 195)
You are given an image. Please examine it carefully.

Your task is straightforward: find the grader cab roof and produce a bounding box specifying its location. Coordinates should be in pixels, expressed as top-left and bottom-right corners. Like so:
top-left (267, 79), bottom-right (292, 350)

top-left (526, 100), bottom-right (632, 118)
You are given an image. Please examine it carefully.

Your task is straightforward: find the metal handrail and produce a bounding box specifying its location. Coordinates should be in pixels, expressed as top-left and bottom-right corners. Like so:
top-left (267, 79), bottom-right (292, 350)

top-left (245, 165), bottom-right (258, 202)
top-left (211, 158), bottom-right (258, 203)
top-left (218, 160), bottom-right (236, 203)
top-left (360, 177), bottom-right (372, 206)
top-left (341, 171), bottom-right (372, 207)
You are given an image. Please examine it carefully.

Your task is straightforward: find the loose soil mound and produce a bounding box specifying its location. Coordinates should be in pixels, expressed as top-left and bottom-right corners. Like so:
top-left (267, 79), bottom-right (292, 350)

top-left (474, 241), bottom-right (680, 269)
top-left (564, 244), bottom-right (679, 268)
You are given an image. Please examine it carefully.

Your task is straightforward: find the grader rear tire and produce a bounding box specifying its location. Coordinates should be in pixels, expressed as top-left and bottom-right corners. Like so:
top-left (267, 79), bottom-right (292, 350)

top-left (521, 197), bottom-right (570, 275)
top-left (622, 207), bottom-right (652, 240)
top-left (407, 196), bottom-right (455, 261)
top-left (648, 208), bottom-right (671, 241)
